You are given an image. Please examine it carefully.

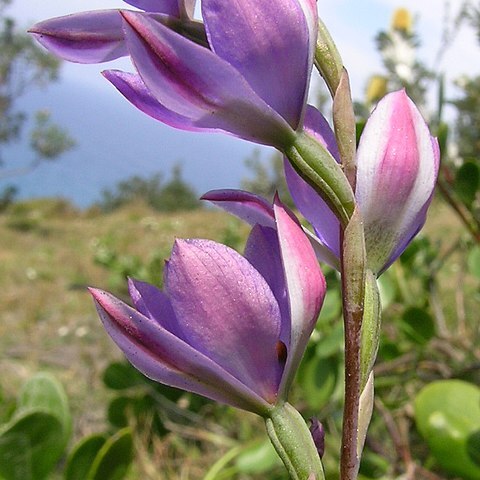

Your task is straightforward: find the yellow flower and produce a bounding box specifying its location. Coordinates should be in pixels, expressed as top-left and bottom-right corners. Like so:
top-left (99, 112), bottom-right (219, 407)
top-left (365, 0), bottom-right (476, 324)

top-left (391, 8), bottom-right (413, 33)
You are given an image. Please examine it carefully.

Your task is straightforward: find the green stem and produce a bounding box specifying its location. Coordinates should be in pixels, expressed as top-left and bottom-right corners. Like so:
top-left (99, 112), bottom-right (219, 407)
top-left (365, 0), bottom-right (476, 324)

top-left (284, 131), bottom-right (355, 227)
top-left (333, 70), bottom-right (357, 189)
top-left (265, 403), bottom-right (325, 480)
top-left (359, 270), bottom-right (381, 391)
top-left (340, 208), bottom-right (366, 480)
top-left (315, 17), bottom-right (344, 97)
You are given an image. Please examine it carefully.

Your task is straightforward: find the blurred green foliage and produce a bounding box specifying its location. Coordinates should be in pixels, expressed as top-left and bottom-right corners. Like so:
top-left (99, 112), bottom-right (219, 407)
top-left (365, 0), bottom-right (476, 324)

top-left (96, 165), bottom-right (201, 213)
top-left (0, 0), bottom-right (74, 206)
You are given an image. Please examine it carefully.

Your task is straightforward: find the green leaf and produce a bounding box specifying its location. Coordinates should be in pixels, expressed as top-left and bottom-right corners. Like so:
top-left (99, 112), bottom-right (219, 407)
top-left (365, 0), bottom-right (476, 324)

top-left (107, 396), bottom-right (131, 429)
top-left (152, 382), bottom-right (184, 403)
top-left (377, 270), bottom-right (396, 310)
top-left (467, 430), bottom-right (480, 467)
top-left (0, 373), bottom-right (71, 480)
top-left (17, 372), bottom-right (71, 440)
top-left (436, 121), bottom-right (448, 156)
top-left (414, 380), bottom-right (480, 480)
top-left (359, 450), bottom-right (389, 478)
top-left (107, 394), bottom-right (167, 437)
top-left (315, 322), bottom-right (344, 359)
top-left (88, 428), bottom-right (133, 480)
top-left (356, 120), bottom-right (366, 144)
top-left (399, 307), bottom-right (435, 345)
top-left (317, 289), bottom-right (342, 323)
top-left (64, 434), bottom-right (107, 480)
top-left (103, 362), bottom-right (146, 390)
top-left (377, 339), bottom-right (403, 361)
top-left (455, 161), bottom-right (480, 207)
top-left (299, 355), bottom-right (338, 410)
top-left (0, 411), bottom-right (64, 480)
top-left (468, 246), bottom-right (480, 279)
top-left (235, 440), bottom-right (281, 474)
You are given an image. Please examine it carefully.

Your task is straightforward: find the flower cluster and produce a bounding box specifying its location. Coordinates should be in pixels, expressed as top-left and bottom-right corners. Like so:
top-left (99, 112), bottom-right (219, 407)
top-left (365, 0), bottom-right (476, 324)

top-left (30, 1), bottom-right (439, 466)
top-left (30, 0), bottom-right (317, 149)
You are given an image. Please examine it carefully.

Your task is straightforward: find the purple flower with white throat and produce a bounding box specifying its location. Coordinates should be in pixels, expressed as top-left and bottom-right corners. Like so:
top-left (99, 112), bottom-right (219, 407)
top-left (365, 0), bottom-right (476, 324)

top-left (89, 199), bottom-right (325, 415)
top-left (284, 90), bottom-right (440, 274)
top-left (29, 1), bottom-right (200, 64)
top-left (30, 0), bottom-right (317, 149)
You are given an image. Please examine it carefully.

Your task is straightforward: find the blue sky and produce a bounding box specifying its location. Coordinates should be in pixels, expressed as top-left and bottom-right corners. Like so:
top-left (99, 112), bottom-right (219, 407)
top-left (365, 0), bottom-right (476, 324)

top-left (5, 0), bottom-right (480, 206)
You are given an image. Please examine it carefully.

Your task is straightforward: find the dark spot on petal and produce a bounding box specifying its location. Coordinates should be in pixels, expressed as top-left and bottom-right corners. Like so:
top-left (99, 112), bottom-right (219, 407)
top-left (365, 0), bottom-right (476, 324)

top-left (276, 341), bottom-right (287, 365)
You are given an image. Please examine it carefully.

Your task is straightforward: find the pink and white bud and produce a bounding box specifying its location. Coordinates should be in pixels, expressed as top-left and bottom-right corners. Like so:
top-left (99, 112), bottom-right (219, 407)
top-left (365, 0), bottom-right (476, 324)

top-left (356, 90), bottom-right (440, 273)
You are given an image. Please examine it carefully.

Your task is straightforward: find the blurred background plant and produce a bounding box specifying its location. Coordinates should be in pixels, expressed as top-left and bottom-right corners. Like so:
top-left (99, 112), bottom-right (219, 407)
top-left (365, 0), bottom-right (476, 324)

top-left (1, 2), bottom-right (480, 479)
top-left (0, 0), bottom-right (74, 210)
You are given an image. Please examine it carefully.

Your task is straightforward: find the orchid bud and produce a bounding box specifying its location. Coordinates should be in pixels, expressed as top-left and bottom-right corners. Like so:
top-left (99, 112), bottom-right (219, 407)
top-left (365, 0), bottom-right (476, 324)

top-left (356, 90), bottom-right (439, 274)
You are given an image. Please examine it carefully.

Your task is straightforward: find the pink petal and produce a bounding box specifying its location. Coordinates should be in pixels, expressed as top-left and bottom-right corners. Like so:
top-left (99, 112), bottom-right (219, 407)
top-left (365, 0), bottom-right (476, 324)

top-left (273, 199), bottom-right (326, 397)
top-left (356, 90), bottom-right (439, 273)
top-left (244, 225), bottom-right (290, 344)
top-left (128, 278), bottom-right (183, 337)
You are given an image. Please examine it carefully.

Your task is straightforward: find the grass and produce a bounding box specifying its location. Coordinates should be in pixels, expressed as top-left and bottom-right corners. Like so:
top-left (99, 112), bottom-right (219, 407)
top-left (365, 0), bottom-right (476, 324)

top-left (0, 195), bottom-right (479, 479)
top-left (0, 198), bottom-right (249, 438)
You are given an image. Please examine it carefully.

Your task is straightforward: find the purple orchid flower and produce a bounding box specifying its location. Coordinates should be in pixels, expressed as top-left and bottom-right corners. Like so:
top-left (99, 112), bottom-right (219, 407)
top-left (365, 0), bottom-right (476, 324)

top-left (89, 198), bottom-right (326, 415)
top-left (30, 0), bottom-right (318, 149)
top-left (285, 90), bottom-right (440, 274)
top-left (29, 1), bottom-right (201, 64)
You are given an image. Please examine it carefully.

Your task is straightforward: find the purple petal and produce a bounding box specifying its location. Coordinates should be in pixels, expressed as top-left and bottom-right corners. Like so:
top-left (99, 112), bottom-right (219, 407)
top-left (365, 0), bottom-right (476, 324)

top-left (90, 288), bottom-right (271, 413)
top-left (123, 0), bottom-right (196, 18)
top-left (121, 12), bottom-right (295, 147)
top-left (29, 11), bottom-right (127, 63)
top-left (273, 199), bottom-right (326, 398)
top-left (381, 138), bottom-right (440, 271)
top-left (309, 417), bottom-right (326, 458)
top-left (356, 90), bottom-right (439, 273)
top-left (284, 106), bottom-right (341, 259)
top-left (103, 70), bottom-right (216, 132)
top-left (128, 278), bottom-right (183, 337)
top-left (244, 225), bottom-right (289, 344)
top-left (201, 189), bottom-right (275, 227)
top-left (202, 0), bottom-right (316, 128)
top-left (165, 239), bottom-right (283, 403)
top-left (302, 228), bottom-right (342, 270)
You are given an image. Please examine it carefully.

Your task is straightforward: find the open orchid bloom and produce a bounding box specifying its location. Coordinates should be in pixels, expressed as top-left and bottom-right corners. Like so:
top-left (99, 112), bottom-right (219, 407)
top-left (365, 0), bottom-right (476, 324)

top-left (30, 0), bottom-right (317, 149)
top-left (285, 90), bottom-right (440, 275)
top-left (90, 199), bottom-right (325, 415)
top-left (29, 1), bottom-right (201, 64)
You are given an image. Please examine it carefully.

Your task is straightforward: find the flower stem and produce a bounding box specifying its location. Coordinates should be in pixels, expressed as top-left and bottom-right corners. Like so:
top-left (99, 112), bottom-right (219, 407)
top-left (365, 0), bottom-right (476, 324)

top-left (284, 131), bottom-right (355, 227)
top-left (333, 69), bottom-right (357, 189)
top-left (315, 17), bottom-right (344, 97)
top-left (340, 208), bottom-right (366, 480)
